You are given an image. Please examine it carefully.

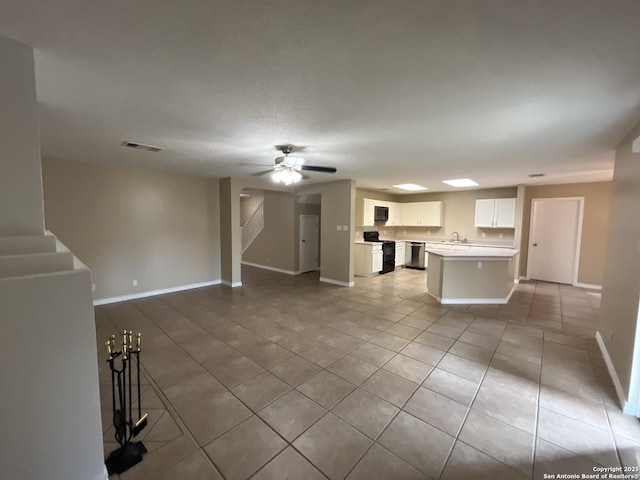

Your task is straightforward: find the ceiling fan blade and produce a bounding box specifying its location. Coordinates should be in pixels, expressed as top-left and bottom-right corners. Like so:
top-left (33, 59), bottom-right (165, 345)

top-left (300, 165), bottom-right (337, 173)
top-left (251, 169), bottom-right (274, 176)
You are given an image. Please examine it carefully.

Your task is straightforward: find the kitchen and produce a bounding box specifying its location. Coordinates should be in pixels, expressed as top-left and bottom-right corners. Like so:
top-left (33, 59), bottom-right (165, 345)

top-left (355, 186), bottom-right (523, 304)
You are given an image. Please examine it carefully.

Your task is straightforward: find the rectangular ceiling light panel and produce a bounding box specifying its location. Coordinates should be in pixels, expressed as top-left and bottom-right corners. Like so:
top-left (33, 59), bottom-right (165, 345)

top-left (441, 178), bottom-right (479, 187)
top-left (392, 183), bottom-right (428, 191)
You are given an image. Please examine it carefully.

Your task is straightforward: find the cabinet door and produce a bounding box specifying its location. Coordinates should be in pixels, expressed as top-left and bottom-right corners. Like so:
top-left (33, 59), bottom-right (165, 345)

top-left (402, 202), bottom-right (420, 226)
top-left (421, 201), bottom-right (443, 226)
top-left (395, 243), bottom-right (405, 266)
top-left (387, 202), bottom-right (397, 226)
top-left (494, 198), bottom-right (516, 228)
top-left (475, 199), bottom-right (496, 227)
top-left (372, 251), bottom-right (383, 272)
top-left (363, 199), bottom-right (375, 226)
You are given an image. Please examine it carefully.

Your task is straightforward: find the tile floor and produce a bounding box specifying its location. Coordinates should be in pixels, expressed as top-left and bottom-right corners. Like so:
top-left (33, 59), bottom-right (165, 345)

top-left (96, 266), bottom-right (640, 480)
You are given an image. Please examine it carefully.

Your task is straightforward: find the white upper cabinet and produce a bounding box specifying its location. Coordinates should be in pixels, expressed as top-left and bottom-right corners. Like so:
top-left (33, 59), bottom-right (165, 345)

top-left (387, 201), bottom-right (399, 226)
top-left (401, 202), bottom-right (421, 226)
top-left (475, 198), bottom-right (516, 228)
top-left (494, 198), bottom-right (517, 227)
top-left (421, 201), bottom-right (444, 226)
top-left (362, 198), bottom-right (443, 227)
top-left (401, 201), bottom-right (443, 226)
top-left (361, 199), bottom-right (400, 226)
top-left (363, 198), bottom-right (375, 226)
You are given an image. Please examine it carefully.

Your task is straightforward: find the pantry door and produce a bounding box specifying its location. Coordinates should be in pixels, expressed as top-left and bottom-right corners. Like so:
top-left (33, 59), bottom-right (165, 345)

top-left (528, 198), bottom-right (583, 284)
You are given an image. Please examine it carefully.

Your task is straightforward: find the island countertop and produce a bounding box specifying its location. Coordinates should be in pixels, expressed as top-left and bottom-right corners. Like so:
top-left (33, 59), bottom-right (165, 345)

top-left (424, 247), bottom-right (519, 258)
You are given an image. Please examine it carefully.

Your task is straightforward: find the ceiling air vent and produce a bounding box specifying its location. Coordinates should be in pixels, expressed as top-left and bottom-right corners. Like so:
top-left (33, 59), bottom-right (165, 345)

top-left (121, 141), bottom-right (164, 153)
top-left (528, 173), bottom-right (545, 178)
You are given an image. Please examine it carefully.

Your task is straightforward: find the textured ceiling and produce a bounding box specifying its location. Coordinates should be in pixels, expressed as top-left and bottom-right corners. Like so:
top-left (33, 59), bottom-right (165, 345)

top-left (2, 1), bottom-right (640, 192)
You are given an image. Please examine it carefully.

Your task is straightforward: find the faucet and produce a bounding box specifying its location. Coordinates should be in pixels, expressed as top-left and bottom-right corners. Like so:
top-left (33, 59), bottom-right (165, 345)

top-left (452, 232), bottom-right (460, 242)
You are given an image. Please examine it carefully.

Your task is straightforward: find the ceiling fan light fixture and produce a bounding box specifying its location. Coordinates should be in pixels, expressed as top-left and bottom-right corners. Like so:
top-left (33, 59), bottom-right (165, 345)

top-left (272, 165), bottom-right (302, 185)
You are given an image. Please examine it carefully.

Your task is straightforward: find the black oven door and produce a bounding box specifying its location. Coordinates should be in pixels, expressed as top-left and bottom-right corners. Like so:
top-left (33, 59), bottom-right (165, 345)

top-left (381, 241), bottom-right (395, 273)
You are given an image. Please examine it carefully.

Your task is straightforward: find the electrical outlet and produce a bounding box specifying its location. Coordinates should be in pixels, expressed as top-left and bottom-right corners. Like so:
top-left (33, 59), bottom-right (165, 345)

top-left (403, 230), bottom-right (406, 234)
top-left (499, 233), bottom-right (503, 238)
top-left (477, 262), bottom-right (483, 269)
top-left (427, 230), bottom-right (431, 235)
top-left (132, 280), bottom-right (138, 286)
top-left (267, 256), bottom-right (270, 263)
top-left (482, 232), bottom-right (486, 238)
top-left (92, 284), bottom-right (96, 292)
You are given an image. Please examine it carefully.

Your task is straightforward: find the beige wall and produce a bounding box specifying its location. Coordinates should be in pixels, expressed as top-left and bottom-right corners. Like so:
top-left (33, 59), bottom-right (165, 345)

top-left (519, 182), bottom-right (612, 286)
top-left (242, 190), bottom-right (296, 271)
top-left (42, 157), bottom-right (221, 299)
top-left (599, 121), bottom-right (640, 398)
top-left (356, 187), bottom-right (518, 242)
top-left (297, 180), bottom-right (355, 285)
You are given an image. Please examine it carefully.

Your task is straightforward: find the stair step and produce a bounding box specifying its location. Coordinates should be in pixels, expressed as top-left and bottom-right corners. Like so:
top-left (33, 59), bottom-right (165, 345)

top-left (0, 233), bottom-right (57, 256)
top-left (0, 251), bottom-right (75, 279)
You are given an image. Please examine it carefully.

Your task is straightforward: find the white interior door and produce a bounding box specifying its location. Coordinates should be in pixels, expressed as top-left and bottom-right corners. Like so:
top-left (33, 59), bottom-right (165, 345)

top-left (300, 215), bottom-right (319, 273)
top-left (528, 198), bottom-right (582, 284)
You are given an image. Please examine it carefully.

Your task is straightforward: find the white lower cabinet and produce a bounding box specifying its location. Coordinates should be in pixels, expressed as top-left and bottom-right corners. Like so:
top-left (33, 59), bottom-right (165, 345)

top-left (355, 243), bottom-right (383, 276)
top-left (395, 242), bottom-right (405, 267)
top-left (372, 249), bottom-right (383, 272)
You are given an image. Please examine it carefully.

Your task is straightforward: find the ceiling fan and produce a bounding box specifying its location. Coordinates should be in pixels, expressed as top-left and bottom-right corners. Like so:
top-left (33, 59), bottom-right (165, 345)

top-left (252, 145), bottom-right (337, 185)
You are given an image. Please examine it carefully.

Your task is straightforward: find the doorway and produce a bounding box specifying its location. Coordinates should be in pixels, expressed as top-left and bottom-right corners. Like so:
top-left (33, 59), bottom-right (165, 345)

top-left (527, 197), bottom-right (583, 284)
top-left (299, 215), bottom-right (319, 273)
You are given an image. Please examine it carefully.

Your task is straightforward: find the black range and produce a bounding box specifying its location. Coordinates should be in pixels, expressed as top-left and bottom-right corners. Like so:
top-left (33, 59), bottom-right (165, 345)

top-left (363, 231), bottom-right (395, 274)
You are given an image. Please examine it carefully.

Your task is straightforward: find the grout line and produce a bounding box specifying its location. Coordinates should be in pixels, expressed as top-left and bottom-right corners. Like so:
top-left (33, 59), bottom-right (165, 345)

top-left (97, 271), bottom-right (604, 480)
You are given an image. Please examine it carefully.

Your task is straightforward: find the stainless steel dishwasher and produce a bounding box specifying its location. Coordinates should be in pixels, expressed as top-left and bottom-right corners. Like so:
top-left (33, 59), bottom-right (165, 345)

top-left (406, 242), bottom-right (426, 270)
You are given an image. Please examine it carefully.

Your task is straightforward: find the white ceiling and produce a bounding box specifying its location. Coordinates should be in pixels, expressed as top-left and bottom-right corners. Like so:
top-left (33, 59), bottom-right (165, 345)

top-left (2, 1), bottom-right (640, 192)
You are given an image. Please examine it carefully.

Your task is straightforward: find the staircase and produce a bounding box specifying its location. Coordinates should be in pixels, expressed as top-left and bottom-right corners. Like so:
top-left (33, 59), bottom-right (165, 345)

top-left (242, 201), bottom-right (264, 253)
top-left (0, 231), bottom-right (77, 279)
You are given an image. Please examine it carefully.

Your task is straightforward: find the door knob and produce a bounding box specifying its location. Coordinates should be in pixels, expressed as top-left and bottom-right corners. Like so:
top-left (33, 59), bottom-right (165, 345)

top-left (533, 243), bottom-right (538, 247)
top-left (302, 239), bottom-right (306, 242)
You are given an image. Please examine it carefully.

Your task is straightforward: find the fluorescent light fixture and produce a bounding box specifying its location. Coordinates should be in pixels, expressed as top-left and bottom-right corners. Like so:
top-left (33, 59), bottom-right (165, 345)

top-left (239, 193), bottom-right (250, 197)
top-left (441, 178), bottom-right (479, 188)
top-left (392, 183), bottom-right (428, 191)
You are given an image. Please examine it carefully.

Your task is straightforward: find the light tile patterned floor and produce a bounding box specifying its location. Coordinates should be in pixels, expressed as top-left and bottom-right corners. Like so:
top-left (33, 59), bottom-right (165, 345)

top-left (96, 266), bottom-right (640, 480)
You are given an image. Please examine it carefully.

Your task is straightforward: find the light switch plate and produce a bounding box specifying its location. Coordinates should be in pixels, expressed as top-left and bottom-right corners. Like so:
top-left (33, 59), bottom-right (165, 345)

top-left (336, 225), bottom-right (342, 231)
top-left (342, 225), bottom-right (348, 231)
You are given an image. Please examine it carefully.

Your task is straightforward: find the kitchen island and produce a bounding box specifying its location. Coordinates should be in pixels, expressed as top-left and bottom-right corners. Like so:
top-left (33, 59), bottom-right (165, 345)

top-left (425, 246), bottom-right (519, 304)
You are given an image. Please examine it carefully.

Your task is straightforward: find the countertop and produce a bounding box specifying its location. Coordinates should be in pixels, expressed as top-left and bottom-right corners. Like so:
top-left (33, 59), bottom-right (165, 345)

top-left (424, 246), bottom-right (519, 258)
top-left (356, 238), bottom-right (515, 248)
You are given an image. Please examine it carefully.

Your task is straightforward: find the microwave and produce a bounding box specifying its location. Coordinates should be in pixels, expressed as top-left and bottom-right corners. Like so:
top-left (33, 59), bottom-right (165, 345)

top-left (374, 205), bottom-right (389, 222)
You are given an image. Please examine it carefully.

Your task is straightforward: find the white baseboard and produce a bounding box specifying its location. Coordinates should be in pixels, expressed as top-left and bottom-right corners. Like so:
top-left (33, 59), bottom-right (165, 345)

top-left (595, 331), bottom-right (627, 410)
top-left (574, 282), bottom-right (603, 290)
top-left (93, 280), bottom-right (221, 305)
top-left (221, 279), bottom-right (243, 288)
top-left (241, 261), bottom-right (300, 275)
top-left (320, 276), bottom-right (354, 288)
top-left (518, 275), bottom-right (528, 282)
